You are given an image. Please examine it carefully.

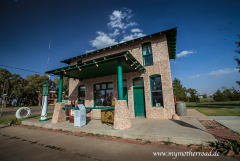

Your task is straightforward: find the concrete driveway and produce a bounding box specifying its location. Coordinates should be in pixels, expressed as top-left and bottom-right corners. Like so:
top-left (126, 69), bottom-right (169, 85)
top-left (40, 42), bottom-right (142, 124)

top-left (208, 116), bottom-right (240, 135)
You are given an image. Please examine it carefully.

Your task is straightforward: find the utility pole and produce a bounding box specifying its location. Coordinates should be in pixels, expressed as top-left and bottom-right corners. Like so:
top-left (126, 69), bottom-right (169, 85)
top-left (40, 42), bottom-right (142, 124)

top-left (47, 40), bottom-right (51, 71)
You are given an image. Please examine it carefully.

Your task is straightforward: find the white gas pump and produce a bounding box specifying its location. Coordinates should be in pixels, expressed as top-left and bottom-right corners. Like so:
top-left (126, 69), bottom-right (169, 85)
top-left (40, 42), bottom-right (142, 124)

top-left (39, 84), bottom-right (49, 121)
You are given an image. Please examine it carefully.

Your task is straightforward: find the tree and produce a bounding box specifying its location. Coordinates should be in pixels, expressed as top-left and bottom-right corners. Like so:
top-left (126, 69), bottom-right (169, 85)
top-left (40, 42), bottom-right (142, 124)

top-left (0, 68), bottom-right (12, 95)
top-left (234, 34), bottom-right (240, 85)
top-left (53, 77), bottom-right (69, 98)
top-left (203, 93), bottom-right (207, 98)
top-left (8, 74), bottom-right (28, 104)
top-left (213, 89), bottom-right (223, 101)
top-left (187, 88), bottom-right (200, 102)
top-left (230, 87), bottom-right (240, 101)
top-left (213, 87), bottom-right (240, 101)
top-left (25, 74), bottom-right (54, 106)
top-left (0, 68), bottom-right (15, 107)
top-left (172, 78), bottom-right (188, 102)
top-left (221, 87), bottom-right (232, 101)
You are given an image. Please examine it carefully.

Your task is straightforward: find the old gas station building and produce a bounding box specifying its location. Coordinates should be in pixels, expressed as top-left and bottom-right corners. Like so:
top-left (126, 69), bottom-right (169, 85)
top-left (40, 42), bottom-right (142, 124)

top-left (46, 27), bottom-right (177, 129)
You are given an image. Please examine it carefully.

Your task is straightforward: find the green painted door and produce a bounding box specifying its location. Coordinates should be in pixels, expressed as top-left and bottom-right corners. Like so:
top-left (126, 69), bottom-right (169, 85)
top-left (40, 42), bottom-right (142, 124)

top-left (123, 88), bottom-right (128, 105)
top-left (133, 87), bottom-right (145, 117)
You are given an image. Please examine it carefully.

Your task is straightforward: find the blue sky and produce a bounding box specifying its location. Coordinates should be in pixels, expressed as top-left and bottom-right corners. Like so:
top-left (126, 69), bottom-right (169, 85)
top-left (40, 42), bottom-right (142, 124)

top-left (0, 0), bottom-right (239, 96)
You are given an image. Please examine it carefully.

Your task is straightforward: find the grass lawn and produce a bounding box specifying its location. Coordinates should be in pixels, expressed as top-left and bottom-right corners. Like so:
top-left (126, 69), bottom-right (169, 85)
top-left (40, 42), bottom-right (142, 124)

top-left (186, 101), bottom-right (240, 108)
top-left (186, 101), bottom-right (240, 116)
top-left (0, 113), bottom-right (53, 124)
top-left (187, 107), bottom-right (240, 116)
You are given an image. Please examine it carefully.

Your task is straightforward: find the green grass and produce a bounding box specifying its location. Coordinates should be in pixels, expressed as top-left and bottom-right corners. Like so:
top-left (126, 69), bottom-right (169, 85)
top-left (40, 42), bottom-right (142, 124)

top-left (144, 140), bottom-right (152, 144)
top-left (188, 108), bottom-right (240, 116)
top-left (186, 101), bottom-right (240, 116)
top-left (186, 101), bottom-right (240, 108)
top-left (0, 113), bottom-right (53, 124)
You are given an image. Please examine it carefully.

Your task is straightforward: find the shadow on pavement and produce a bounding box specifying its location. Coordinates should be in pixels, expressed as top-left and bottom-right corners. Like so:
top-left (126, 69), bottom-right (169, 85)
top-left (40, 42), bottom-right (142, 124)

top-left (0, 125), bottom-right (11, 129)
top-left (171, 119), bottom-right (208, 133)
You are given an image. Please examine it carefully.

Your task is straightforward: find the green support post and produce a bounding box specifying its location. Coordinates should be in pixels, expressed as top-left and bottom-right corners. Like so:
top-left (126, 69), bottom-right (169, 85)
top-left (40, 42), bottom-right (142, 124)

top-left (117, 59), bottom-right (123, 100)
top-left (58, 74), bottom-right (63, 102)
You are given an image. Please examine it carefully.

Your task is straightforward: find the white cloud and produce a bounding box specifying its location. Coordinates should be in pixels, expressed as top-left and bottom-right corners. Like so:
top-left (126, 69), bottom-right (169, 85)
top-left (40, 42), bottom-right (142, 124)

top-left (190, 75), bottom-right (200, 78)
top-left (176, 50), bottom-right (195, 58)
top-left (131, 28), bottom-right (142, 33)
top-left (208, 68), bottom-right (238, 76)
top-left (89, 31), bottom-right (118, 49)
top-left (86, 8), bottom-right (144, 52)
top-left (109, 29), bottom-right (120, 37)
top-left (120, 33), bottom-right (146, 43)
top-left (85, 49), bottom-right (95, 53)
top-left (107, 8), bottom-right (137, 30)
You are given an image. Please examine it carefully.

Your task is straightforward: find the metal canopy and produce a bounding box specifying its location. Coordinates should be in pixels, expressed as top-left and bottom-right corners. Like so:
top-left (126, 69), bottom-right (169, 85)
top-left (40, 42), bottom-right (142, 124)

top-left (61, 27), bottom-right (178, 64)
top-left (46, 51), bottom-right (146, 80)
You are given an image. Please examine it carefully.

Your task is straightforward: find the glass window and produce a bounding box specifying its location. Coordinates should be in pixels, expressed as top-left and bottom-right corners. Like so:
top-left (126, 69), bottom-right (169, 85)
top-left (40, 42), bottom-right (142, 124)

top-left (142, 44), bottom-right (152, 56)
top-left (101, 84), bottom-right (106, 89)
top-left (94, 82), bottom-right (114, 107)
top-left (142, 42), bottom-right (153, 66)
top-left (133, 78), bottom-right (144, 86)
top-left (150, 76), bottom-right (162, 91)
top-left (78, 86), bottom-right (85, 105)
top-left (106, 89), bottom-right (113, 106)
top-left (79, 86), bottom-right (85, 91)
top-left (108, 83), bottom-right (113, 89)
top-left (143, 55), bottom-right (153, 67)
top-left (123, 80), bottom-right (127, 88)
top-left (152, 92), bottom-right (163, 107)
top-left (150, 75), bottom-right (163, 107)
top-left (95, 90), bottom-right (106, 106)
top-left (95, 84), bottom-right (100, 90)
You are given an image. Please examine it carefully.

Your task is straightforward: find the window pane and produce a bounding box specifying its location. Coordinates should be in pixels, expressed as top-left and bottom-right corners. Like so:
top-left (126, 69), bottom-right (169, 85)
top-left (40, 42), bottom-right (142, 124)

top-left (108, 83), bottom-right (113, 89)
top-left (123, 80), bottom-right (127, 88)
top-left (142, 47), bottom-right (147, 56)
top-left (142, 44), bottom-right (152, 56)
top-left (101, 84), bottom-right (106, 89)
top-left (150, 76), bottom-right (162, 91)
top-left (79, 92), bottom-right (85, 105)
top-left (133, 78), bottom-right (144, 86)
top-left (79, 100), bottom-right (84, 104)
top-left (106, 89), bottom-right (114, 106)
top-left (148, 46), bottom-right (152, 55)
top-left (95, 84), bottom-right (100, 90)
top-left (79, 86), bottom-right (85, 91)
top-left (79, 92), bottom-right (85, 98)
top-left (152, 92), bottom-right (163, 107)
top-left (144, 55), bottom-right (153, 66)
top-left (95, 90), bottom-right (105, 106)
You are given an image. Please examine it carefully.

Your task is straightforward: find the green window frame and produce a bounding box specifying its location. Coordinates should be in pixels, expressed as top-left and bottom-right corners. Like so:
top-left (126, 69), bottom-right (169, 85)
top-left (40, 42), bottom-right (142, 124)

top-left (150, 75), bottom-right (163, 107)
top-left (94, 82), bottom-right (114, 107)
top-left (142, 42), bottom-right (153, 67)
top-left (78, 85), bottom-right (85, 105)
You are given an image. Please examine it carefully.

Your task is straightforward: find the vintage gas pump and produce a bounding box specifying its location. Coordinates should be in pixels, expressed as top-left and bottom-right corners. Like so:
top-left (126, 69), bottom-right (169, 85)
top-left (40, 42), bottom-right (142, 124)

top-left (39, 84), bottom-right (49, 121)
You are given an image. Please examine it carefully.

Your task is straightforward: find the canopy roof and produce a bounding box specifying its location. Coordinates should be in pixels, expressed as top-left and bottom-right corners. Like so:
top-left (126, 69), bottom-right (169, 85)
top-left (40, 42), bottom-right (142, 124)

top-left (61, 27), bottom-right (177, 65)
top-left (46, 51), bottom-right (145, 80)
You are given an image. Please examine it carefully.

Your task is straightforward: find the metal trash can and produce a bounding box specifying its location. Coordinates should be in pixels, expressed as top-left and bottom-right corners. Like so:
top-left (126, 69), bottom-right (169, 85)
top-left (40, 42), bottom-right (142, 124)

top-left (175, 101), bottom-right (187, 116)
top-left (74, 104), bottom-right (86, 127)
